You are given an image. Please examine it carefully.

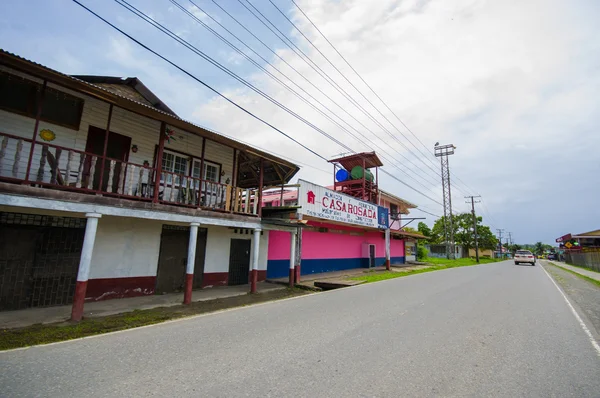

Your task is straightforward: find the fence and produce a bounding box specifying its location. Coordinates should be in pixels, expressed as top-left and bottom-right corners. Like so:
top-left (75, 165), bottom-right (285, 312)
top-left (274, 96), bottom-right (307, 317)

top-left (564, 248), bottom-right (600, 272)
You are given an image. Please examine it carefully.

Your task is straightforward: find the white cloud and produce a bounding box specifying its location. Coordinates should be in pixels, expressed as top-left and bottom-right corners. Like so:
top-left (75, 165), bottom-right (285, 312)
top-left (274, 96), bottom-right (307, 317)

top-left (184, 0), bottom-right (599, 243)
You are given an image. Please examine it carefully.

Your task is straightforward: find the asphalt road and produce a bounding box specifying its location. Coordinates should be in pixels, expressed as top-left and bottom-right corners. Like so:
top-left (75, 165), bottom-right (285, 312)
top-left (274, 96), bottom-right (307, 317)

top-left (2, 260), bottom-right (599, 397)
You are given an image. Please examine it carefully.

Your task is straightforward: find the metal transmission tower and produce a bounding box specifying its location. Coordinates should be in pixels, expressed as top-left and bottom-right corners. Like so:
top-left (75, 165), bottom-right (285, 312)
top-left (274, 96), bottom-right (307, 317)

top-left (435, 143), bottom-right (456, 259)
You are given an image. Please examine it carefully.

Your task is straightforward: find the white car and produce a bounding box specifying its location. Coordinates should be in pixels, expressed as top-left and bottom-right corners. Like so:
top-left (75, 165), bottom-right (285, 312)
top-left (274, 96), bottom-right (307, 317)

top-left (515, 250), bottom-right (536, 266)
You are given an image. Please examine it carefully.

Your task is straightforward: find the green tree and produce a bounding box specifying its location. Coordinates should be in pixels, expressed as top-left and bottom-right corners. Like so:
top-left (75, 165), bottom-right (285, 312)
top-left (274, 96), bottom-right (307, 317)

top-left (417, 222), bottom-right (431, 238)
top-left (430, 213), bottom-right (497, 252)
top-left (534, 242), bottom-right (544, 255)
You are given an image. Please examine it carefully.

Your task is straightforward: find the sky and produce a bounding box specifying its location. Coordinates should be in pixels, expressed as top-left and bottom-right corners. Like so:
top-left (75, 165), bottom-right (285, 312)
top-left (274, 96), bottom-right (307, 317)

top-left (1, 0), bottom-right (599, 244)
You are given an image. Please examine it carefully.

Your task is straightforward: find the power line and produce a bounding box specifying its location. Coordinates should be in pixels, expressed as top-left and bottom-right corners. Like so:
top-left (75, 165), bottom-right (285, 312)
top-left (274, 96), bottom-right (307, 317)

top-left (116, 0), bottom-right (443, 203)
top-left (71, 0), bottom-right (325, 161)
top-left (237, 0), bottom-right (444, 186)
top-left (170, 0), bottom-right (442, 191)
top-left (271, 0), bottom-right (444, 180)
top-left (289, 0), bottom-right (485, 201)
top-left (72, 0), bottom-right (443, 207)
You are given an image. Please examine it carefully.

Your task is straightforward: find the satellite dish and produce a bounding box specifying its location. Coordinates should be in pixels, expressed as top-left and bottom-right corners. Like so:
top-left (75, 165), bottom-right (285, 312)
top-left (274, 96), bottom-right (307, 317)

top-left (434, 142), bottom-right (439, 146)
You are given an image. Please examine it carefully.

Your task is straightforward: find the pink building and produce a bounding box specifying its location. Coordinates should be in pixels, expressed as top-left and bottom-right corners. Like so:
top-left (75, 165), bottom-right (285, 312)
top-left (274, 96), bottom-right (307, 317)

top-left (262, 178), bottom-right (421, 279)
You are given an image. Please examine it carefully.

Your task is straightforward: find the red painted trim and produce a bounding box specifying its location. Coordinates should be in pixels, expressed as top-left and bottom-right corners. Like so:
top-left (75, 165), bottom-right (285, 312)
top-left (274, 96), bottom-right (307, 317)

top-left (258, 158), bottom-right (264, 217)
top-left (71, 280), bottom-right (88, 321)
top-left (257, 270), bottom-right (266, 282)
top-left (201, 272), bottom-right (228, 288)
top-left (295, 265), bottom-right (301, 283)
top-left (24, 80), bottom-right (47, 181)
top-left (183, 273), bottom-right (194, 304)
top-left (289, 268), bottom-right (294, 288)
top-left (97, 104), bottom-right (113, 191)
top-left (85, 276), bottom-right (155, 301)
top-left (250, 269), bottom-right (258, 293)
top-left (385, 259), bottom-right (391, 271)
top-left (154, 121), bottom-right (166, 203)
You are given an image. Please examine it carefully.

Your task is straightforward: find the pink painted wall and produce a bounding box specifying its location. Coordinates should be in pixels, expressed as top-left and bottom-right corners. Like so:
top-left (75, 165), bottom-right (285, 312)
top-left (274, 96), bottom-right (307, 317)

top-left (268, 221), bottom-right (405, 260)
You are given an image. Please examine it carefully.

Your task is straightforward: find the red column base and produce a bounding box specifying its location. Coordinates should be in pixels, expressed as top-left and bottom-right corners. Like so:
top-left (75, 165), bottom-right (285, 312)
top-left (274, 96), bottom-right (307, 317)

top-left (71, 280), bottom-right (88, 322)
top-left (183, 273), bottom-right (194, 304)
top-left (385, 259), bottom-right (391, 271)
top-left (250, 269), bottom-right (258, 293)
top-left (289, 268), bottom-right (295, 288)
top-left (295, 265), bottom-right (300, 283)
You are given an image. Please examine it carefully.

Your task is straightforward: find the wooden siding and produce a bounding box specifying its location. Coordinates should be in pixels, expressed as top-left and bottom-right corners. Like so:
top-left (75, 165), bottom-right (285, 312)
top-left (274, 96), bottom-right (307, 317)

top-left (0, 66), bottom-right (236, 188)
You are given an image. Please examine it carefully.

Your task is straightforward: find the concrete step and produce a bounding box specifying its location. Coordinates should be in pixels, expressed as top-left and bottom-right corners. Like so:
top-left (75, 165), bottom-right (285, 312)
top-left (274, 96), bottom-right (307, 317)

top-left (313, 279), bottom-right (366, 290)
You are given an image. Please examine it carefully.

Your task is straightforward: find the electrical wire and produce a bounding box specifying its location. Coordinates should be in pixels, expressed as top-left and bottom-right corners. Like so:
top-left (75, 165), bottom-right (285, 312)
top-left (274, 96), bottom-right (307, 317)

top-left (170, 0), bottom-right (440, 191)
top-left (71, 0), bottom-right (444, 207)
top-left (270, 0), bottom-right (444, 180)
top-left (237, 0), bottom-right (444, 185)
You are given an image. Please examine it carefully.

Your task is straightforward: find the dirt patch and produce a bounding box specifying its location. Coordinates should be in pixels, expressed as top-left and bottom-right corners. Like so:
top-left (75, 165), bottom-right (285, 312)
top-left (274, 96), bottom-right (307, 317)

top-left (0, 288), bottom-right (311, 351)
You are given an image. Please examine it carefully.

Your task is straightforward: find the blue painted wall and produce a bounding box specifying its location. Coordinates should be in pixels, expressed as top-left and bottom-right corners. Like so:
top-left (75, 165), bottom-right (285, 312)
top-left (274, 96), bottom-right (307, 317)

top-left (266, 256), bottom-right (406, 279)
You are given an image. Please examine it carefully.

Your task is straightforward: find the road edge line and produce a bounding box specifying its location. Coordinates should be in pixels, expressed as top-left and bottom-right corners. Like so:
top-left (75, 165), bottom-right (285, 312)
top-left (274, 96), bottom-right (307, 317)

top-left (540, 262), bottom-right (600, 357)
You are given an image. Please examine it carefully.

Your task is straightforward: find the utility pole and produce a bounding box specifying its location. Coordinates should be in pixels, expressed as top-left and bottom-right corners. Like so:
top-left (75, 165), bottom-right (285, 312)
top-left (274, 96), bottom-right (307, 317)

top-left (465, 195), bottom-right (481, 263)
top-left (496, 229), bottom-right (504, 259)
top-left (435, 143), bottom-right (456, 259)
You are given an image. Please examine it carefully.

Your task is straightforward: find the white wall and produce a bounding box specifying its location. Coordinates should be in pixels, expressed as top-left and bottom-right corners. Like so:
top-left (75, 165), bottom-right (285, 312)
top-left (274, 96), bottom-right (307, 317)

top-left (204, 226), bottom-right (268, 273)
top-left (91, 221), bottom-right (269, 279)
top-left (89, 216), bottom-right (162, 279)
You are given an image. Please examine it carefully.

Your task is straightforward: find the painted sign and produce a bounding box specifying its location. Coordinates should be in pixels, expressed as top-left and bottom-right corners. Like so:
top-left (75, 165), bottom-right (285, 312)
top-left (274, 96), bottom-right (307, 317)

top-left (298, 179), bottom-right (389, 229)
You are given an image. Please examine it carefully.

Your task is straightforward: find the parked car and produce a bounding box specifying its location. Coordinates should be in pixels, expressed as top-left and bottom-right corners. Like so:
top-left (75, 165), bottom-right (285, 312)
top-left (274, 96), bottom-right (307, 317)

top-left (547, 253), bottom-right (556, 260)
top-left (515, 250), bottom-right (536, 266)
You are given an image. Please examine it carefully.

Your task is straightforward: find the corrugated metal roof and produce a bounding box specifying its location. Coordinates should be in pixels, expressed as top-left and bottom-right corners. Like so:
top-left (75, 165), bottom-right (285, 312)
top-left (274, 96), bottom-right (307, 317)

top-left (0, 49), bottom-right (300, 181)
top-left (329, 152), bottom-right (383, 170)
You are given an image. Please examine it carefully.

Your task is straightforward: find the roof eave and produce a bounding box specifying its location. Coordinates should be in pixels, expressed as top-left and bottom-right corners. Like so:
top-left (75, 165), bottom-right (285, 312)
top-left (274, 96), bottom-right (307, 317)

top-left (0, 50), bottom-right (299, 180)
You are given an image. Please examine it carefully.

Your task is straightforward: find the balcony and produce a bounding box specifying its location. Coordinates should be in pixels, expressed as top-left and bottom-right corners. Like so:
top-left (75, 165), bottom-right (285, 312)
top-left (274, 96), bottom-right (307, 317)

top-left (0, 132), bottom-right (260, 216)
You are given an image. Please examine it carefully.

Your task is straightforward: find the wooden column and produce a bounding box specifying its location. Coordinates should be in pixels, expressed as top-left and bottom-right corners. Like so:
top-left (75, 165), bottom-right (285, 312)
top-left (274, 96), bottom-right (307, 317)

top-left (230, 149), bottom-right (237, 213)
top-left (97, 104), bottom-right (113, 193)
top-left (258, 158), bottom-right (264, 217)
top-left (362, 157), bottom-right (366, 201)
top-left (24, 80), bottom-right (47, 182)
top-left (199, 138), bottom-right (206, 206)
top-left (231, 149), bottom-right (237, 186)
top-left (153, 122), bottom-right (166, 203)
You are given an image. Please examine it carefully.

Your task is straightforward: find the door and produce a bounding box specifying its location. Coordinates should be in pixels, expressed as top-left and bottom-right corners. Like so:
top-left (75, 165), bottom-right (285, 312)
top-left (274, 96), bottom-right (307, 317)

top-left (155, 226), bottom-right (207, 294)
top-left (369, 244), bottom-right (376, 268)
top-left (85, 126), bottom-right (131, 192)
top-left (228, 239), bottom-right (251, 286)
top-left (0, 226), bottom-right (37, 310)
top-left (0, 213), bottom-right (85, 311)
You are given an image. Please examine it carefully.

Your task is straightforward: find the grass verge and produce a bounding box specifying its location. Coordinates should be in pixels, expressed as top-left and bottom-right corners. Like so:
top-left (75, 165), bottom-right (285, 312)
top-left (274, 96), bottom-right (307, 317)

top-left (0, 288), bottom-right (310, 351)
top-left (547, 262), bottom-right (600, 288)
top-left (351, 257), bottom-right (497, 283)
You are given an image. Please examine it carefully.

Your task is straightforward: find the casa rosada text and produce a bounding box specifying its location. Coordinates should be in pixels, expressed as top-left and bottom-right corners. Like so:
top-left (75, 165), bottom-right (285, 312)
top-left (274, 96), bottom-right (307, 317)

top-left (321, 195), bottom-right (376, 219)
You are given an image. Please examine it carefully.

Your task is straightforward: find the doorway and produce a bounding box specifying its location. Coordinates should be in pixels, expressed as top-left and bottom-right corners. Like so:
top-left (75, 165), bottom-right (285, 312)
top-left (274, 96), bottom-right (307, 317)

top-left (85, 125), bottom-right (131, 192)
top-left (228, 239), bottom-right (251, 286)
top-left (155, 225), bottom-right (207, 294)
top-left (0, 213), bottom-right (85, 311)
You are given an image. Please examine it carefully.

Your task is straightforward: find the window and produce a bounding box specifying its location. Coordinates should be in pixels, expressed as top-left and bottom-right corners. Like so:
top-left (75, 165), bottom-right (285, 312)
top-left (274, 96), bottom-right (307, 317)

top-left (204, 163), bottom-right (219, 182)
top-left (192, 160), bottom-right (220, 182)
top-left (161, 151), bottom-right (189, 184)
top-left (0, 71), bottom-right (83, 130)
top-left (390, 203), bottom-right (399, 218)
